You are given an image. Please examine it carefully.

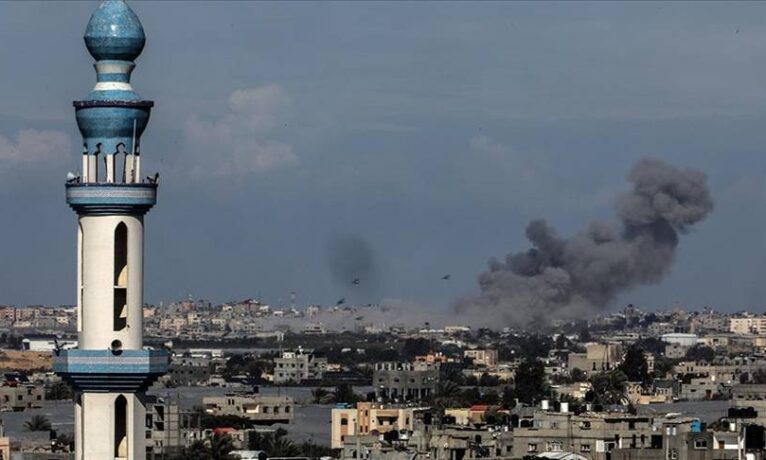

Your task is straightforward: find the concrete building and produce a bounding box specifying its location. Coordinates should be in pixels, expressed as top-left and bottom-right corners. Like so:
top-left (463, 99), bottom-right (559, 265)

top-left (373, 362), bottom-right (439, 402)
top-left (730, 317), bottom-right (766, 335)
top-left (203, 394), bottom-right (293, 424)
top-left (272, 349), bottom-right (328, 384)
top-left (145, 396), bottom-right (202, 459)
top-left (0, 384), bottom-right (44, 411)
top-left (21, 337), bottom-right (77, 352)
top-left (661, 333), bottom-right (699, 347)
top-left (513, 409), bottom-right (693, 460)
top-left (331, 402), bottom-right (429, 449)
top-left (567, 342), bottom-right (623, 376)
top-left (168, 355), bottom-right (211, 387)
top-left (463, 349), bottom-right (498, 367)
top-left (52, 2), bottom-right (169, 459)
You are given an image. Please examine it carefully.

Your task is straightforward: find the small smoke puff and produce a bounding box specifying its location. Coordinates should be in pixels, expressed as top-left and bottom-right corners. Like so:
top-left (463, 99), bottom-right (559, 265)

top-left (458, 157), bottom-right (713, 328)
top-left (325, 234), bottom-right (378, 289)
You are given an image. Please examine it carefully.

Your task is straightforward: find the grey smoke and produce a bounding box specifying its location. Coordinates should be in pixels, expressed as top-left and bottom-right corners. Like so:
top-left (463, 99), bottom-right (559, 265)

top-left (458, 158), bottom-right (713, 327)
top-left (325, 234), bottom-right (380, 295)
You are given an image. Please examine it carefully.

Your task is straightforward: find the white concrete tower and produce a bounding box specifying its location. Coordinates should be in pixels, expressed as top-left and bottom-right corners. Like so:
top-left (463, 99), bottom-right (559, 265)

top-left (54, 2), bottom-right (168, 459)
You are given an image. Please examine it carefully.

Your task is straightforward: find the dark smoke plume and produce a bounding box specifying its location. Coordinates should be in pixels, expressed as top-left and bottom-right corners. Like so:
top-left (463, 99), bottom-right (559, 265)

top-left (457, 158), bottom-right (713, 327)
top-left (325, 234), bottom-right (379, 294)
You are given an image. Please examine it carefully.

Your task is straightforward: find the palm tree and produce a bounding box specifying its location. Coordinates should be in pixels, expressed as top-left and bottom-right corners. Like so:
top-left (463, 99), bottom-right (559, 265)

top-left (269, 436), bottom-right (300, 458)
top-left (209, 434), bottom-right (236, 460)
top-left (45, 381), bottom-right (74, 400)
top-left (182, 440), bottom-right (210, 460)
top-left (432, 380), bottom-right (463, 411)
top-left (24, 415), bottom-right (51, 431)
top-left (311, 387), bottom-right (330, 404)
top-left (588, 370), bottom-right (628, 406)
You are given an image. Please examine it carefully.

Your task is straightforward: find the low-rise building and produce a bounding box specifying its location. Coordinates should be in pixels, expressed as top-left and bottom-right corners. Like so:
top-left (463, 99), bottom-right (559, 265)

top-left (373, 362), bottom-right (439, 402)
top-left (168, 355), bottom-right (212, 387)
top-left (273, 349), bottom-right (328, 384)
top-left (146, 396), bottom-right (202, 459)
top-left (0, 384), bottom-right (44, 411)
top-left (203, 394), bottom-right (293, 424)
top-left (567, 342), bottom-right (623, 376)
top-left (331, 402), bottom-right (429, 449)
top-left (463, 349), bottom-right (498, 367)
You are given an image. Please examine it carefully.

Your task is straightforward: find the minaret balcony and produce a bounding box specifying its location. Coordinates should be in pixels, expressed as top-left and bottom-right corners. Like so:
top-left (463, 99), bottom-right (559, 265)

top-left (66, 182), bottom-right (157, 216)
top-left (53, 349), bottom-right (169, 392)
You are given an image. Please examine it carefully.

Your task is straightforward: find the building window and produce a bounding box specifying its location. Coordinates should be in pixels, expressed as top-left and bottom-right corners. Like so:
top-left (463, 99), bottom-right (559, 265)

top-left (527, 444), bottom-right (538, 453)
top-left (547, 442), bottom-right (562, 452)
top-left (694, 439), bottom-right (708, 449)
top-left (580, 444), bottom-right (591, 453)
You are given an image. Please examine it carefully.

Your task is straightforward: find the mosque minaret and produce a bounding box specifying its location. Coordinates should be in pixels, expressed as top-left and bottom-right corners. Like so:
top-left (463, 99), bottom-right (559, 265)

top-left (53, 1), bottom-right (168, 459)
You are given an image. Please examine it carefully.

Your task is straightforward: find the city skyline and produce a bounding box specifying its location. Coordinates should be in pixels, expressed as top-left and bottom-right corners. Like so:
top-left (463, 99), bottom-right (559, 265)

top-left (2, 2), bottom-right (766, 315)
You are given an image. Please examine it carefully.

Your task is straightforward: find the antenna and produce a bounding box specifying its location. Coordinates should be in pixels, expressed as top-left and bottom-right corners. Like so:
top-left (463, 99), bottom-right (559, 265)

top-left (131, 119), bottom-right (137, 156)
top-left (131, 119), bottom-right (137, 183)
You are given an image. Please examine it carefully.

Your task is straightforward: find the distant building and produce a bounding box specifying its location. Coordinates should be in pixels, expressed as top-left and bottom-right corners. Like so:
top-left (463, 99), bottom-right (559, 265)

top-left (21, 336), bottom-right (77, 352)
top-left (168, 355), bottom-right (211, 387)
top-left (146, 395), bottom-right (202, 459)
top-left (331, 402), bottom-right (429, 449)
top-left (514, 409), bottom-right (694, 460)
top-left (373, 362), bottom-right (439, 402)
top-left (661, 333), bottom-right (699, 347)
top-left (203, 394), bottom-right (293, 424)
top-left (0, 383), bottom-right (44, 411)
top-left (730, 317), bottom-right (766, 335)
top-left (567, 342), bottom-right (623, 376)
top-left (463, 349), bottom-right (498, 367)
top-left (273, 349), bottom-right (327, 384)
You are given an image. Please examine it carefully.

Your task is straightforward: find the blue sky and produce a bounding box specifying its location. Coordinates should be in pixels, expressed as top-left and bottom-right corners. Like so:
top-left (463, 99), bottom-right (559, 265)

top-left (1, 1), bottom-right (766, 314)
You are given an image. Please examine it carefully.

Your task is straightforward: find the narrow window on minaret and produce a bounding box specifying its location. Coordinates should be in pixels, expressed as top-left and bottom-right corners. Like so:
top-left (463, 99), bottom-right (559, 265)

top-left (113, 223), bottom-right (128, 331)
top-left (114, 395), bottom-right (128, 459)
top-left (78, 223), bottom-right (83, 333)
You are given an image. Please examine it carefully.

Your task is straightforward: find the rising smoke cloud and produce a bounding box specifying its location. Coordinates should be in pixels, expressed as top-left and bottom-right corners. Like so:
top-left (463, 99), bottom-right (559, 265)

top-left (457, 158), bottom-right (713, 327)
top-left (325, 234), bottom-right (380, 297)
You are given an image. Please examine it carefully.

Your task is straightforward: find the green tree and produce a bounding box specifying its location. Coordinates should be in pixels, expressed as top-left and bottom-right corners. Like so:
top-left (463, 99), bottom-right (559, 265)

top-left (514, 359), bottom-right (547, 405)
top-left (570, 368), bottom-right (587, 382)
top-left (24, 415), bottom-right (51, 431)
top-left (401, 338), bottom-right (431, 359)
top-left (45, 381), bottom-right (74, 400)
top-left (179, 434), bottom-right (237, 460)
top-left (181, 440), bottom-right (211, 460)
top-left (587, 370), bottom-right (628, 406)
top-left (478, 372), bottom-right (500, 387)
top-left (333, 383), bottom-right (358, 404)
top-left (432, 380), bottom-right (464, 411)
top-left (269, 436), bottom-right (300, 457)
top-left (685, 345), bottom-right (715, 362)
top-left (312, 387), bottom-right (331, 404)
top-left (209, 434), bottom-right (236, 460)
top-left (619, 345), bottom-right (649, 384)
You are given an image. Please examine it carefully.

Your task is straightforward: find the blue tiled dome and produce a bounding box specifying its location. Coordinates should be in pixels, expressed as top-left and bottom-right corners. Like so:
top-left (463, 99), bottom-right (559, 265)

top-left (84, 0), bottom-right (145, 62)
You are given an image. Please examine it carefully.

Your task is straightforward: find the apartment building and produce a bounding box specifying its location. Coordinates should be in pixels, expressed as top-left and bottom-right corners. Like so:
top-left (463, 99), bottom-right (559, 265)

top-left (203, 394), bottom-right (293, 424)
top-left (145, 396), bottom-right (202, 459)
top-left (373, 362), bottom-right (439, 402)
top-left (331, 402), bottom-right (428, 449)
top-left (514, 409), bottom-right (661, 460)
top-left (463, 349), bottom-right (498, 367)
top-left (567, 342), bottom-right (623, 376)
top-left (0, 384), bottom-right (44, 411)
top-left (273, 349), bottom-right (328, 384)
top-left (168, 355), bottom-right (212, 387)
